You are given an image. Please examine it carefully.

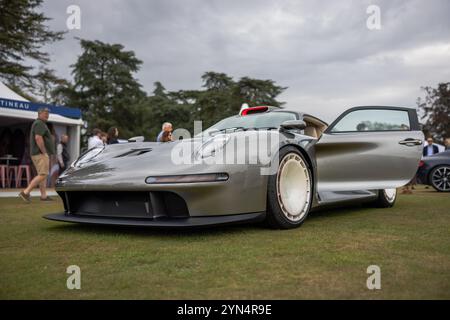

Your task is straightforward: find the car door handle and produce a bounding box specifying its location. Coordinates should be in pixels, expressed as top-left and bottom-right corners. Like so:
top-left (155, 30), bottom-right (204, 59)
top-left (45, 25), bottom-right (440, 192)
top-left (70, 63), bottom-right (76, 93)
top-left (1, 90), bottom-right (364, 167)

top-left (399, 138), bottom-right (422, 146)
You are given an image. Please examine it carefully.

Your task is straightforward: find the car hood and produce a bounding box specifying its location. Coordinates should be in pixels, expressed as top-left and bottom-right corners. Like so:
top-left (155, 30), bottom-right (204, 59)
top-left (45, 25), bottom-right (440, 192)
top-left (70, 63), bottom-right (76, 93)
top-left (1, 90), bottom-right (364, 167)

top-left (60, 139), bottom-right (200, 182)
top-left (58, 131), bottom-right (286, 186)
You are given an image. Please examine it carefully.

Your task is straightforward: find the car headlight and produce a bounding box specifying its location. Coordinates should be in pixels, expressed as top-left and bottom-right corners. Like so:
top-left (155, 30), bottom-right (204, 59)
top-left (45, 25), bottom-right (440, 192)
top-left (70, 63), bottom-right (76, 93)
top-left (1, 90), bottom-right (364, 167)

top-left (72, 147), bottom-right (104, 168)
top-left (196, 134), bottom-right (230, 159)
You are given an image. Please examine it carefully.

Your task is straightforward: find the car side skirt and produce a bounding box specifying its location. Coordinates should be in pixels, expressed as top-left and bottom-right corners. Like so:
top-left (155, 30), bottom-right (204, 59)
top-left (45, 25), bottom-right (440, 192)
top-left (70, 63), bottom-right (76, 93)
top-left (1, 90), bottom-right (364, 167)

top-left (313, 190), bottom-right (379, 209)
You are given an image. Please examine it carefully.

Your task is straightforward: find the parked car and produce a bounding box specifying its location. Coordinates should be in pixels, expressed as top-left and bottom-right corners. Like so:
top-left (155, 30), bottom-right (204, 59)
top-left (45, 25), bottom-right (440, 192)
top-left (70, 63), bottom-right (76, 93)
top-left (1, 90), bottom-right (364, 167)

top-left (45, 105), bottom-right (423, 229)
top-left (417, 150), bottom-right (450, 192)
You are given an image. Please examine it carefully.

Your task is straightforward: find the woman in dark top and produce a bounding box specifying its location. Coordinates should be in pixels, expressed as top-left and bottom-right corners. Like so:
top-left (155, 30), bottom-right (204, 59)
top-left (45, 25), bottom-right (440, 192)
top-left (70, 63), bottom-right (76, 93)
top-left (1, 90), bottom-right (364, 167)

top-left (107, 127), bottom-right (119, 144)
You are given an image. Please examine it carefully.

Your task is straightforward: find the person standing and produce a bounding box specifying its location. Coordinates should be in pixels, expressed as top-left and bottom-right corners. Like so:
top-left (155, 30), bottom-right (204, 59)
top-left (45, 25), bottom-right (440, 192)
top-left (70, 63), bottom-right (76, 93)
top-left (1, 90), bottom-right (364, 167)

top-left (88, 128), bottom-right (104, 149)
top-left (57, 134), bottom-right (70, 173)
top-left (444, 138), bottom-right (450, 150)
top-left (100, 131), bottom-right (107, 145)
top-left (423, 137), bottom-right (439, 157)
top-left (107, 127), bottom-right (119, 144)
top-left (156, 122), bottom-right (172, 142)
top-left (46, 123), bottom-right (59, 187)
top-left (421, 137), bottom-right (440, 190)
top-left (19, 107), bottom-right (55, 202)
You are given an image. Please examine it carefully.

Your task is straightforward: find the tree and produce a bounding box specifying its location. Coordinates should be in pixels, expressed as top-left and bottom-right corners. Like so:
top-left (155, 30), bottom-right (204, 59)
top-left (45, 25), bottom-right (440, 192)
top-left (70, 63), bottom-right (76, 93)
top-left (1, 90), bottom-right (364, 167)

top-left (201, 72), bottom-right (233, 91)
top-left (32, 67), bottom-right (66, 103)
top-left (153, 81), bottom-right (167, 98)
top-left (194, 72), bottom-right (236, 128)
top-left (69, 39), bottom-right (146, 137)
top-left (236, 77), bottom-right (287, 107)
top-left (52, 64), bottom-right (287, 141)
top-left (417, 82), bottom-right (450, 143)
top-left (50, 81), bottom-right (78, 106)
top-left (162, 72), bottom-right (288, 131)
top-left (0, 0), bottom-right (64, 87)
top-left (139, 97), bottom-right (192, 140)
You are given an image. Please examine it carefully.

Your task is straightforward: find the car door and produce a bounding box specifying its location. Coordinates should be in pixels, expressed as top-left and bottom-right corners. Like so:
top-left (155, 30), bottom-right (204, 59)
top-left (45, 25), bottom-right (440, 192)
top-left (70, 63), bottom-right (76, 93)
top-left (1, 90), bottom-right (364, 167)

top-left (315, 106), bottom-right (423, 192)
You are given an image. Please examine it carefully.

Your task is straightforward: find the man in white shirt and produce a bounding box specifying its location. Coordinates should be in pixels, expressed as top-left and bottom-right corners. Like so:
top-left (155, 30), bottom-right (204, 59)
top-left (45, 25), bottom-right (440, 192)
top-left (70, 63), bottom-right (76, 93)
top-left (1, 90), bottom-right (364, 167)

top-left (88, 128), bottom-right (104, 149)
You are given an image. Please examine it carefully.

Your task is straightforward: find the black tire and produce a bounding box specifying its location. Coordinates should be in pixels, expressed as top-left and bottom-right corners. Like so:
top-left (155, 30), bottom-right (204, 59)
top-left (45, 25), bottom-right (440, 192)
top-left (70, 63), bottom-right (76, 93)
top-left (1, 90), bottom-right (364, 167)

top-left (373, 189), bottom-right (397, 208)
top-left (429, 165), bottom-right (450, 192)
top-left (266, 146), bottom-right (313, 229)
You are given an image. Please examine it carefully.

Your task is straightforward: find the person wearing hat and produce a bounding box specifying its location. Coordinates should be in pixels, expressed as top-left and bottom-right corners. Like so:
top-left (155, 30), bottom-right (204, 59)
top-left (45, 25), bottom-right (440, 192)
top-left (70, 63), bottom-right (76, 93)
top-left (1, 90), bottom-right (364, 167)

top-left (19, 107), bottom-right (55, 202)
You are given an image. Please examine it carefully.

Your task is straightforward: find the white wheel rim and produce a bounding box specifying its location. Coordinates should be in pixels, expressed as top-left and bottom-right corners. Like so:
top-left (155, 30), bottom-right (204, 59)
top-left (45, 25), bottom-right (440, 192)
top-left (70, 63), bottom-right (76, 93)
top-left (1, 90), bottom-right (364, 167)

top-left (384, 188), bottom-right (397, 202)
top-left (276, 153), bottom-right (311, 222)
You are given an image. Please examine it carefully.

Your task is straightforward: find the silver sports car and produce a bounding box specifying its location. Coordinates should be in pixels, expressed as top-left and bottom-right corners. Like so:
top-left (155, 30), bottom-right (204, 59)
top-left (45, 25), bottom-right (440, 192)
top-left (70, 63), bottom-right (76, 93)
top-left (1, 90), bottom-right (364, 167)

top-left (45, 105), bottom-right (423, 229)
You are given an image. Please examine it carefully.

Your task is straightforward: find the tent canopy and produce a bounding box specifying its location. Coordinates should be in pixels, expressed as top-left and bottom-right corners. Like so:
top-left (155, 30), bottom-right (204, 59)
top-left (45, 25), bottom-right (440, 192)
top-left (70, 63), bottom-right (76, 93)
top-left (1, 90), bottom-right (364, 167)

top-left (0, 106), bottom-right (83, 125)
top-left (0, 82), bottom-right (29, 101)
top-left (0, 82), bottom-right (82, 125)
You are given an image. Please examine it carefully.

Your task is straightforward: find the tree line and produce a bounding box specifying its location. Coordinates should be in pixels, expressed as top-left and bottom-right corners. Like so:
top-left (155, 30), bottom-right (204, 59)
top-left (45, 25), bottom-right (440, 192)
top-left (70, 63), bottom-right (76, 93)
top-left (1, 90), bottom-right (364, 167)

top-left (49, 38), bottom-right (287, 141)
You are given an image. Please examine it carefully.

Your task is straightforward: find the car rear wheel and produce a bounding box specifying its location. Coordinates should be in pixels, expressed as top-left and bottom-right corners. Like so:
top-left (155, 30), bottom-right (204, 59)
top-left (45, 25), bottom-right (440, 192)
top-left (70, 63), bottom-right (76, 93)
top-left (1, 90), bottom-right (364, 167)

top-left (430, 165), bottom-right (450, 192)
top-left (374, 188), bottom-right (397, 208)
top-left (266, 147), bottom-right (312, 229)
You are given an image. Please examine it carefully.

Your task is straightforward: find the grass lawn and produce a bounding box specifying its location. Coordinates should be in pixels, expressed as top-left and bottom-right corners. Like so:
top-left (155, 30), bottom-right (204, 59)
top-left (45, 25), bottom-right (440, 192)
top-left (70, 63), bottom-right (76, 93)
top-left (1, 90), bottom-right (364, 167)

top-left (0, 186), bottom-right (449, 299)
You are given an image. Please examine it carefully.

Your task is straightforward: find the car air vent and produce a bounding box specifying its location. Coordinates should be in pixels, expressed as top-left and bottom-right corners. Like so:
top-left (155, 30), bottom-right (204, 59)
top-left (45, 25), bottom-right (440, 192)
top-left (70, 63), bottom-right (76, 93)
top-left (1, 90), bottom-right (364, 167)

top-left (115, 148), bottom-right (152, 158)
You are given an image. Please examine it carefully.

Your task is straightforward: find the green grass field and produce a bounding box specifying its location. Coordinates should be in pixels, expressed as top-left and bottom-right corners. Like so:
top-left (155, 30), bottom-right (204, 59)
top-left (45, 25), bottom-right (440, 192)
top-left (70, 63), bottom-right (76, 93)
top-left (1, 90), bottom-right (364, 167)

top-left (0, 186), bottom-right (449, 299)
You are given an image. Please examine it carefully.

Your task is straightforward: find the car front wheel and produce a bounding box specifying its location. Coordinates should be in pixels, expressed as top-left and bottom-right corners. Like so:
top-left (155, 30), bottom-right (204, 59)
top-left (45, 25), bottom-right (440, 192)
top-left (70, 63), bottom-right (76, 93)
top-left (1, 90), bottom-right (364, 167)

top-left (266, 147), bottom-right (313, 229)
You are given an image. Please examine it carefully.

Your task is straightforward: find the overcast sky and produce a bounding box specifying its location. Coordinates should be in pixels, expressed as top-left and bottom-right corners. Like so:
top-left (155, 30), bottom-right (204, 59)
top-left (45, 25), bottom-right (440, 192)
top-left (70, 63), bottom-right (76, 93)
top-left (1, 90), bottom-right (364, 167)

top-left (41, 0), bottom-right (450, 122)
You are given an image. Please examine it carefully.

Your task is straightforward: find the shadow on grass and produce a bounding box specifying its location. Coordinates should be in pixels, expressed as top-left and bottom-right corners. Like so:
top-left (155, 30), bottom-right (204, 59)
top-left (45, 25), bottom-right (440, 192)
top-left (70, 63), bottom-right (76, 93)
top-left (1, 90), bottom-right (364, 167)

top-left (43, 220), bottom-right (265, 238)
top-left (309, 203), bottom-right (375, 220)
top-left (42, 203), bottom-right (376, 238)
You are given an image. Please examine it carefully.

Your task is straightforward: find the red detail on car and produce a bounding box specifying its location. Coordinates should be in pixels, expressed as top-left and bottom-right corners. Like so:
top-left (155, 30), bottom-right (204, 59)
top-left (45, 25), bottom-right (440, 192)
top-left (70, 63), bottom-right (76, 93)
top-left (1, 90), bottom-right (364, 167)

top-left (241, 106), bottom-right (269, 116)
top-left (418, 160), bottom-right (425, 167)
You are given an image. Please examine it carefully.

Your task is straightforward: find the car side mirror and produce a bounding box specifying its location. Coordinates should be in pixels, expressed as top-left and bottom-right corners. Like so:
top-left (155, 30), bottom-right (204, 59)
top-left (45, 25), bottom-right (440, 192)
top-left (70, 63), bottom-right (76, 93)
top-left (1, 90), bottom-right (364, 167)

top-left (128, 136), bottom-right (145, 143)
top-left (280, 120), bottom-right (306, 131)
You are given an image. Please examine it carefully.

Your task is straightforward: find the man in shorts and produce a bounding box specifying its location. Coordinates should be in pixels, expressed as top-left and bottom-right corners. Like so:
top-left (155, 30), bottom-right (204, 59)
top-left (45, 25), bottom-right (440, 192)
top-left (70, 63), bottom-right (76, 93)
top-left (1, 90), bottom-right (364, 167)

top-left (19, 107), bottom-right (55, 202)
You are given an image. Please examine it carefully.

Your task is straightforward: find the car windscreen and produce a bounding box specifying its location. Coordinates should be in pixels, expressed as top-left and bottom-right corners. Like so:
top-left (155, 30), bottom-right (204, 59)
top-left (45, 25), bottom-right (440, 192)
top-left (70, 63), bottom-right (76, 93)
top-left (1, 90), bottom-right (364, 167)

top-left (202, 112), bottom-right (296, 135)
